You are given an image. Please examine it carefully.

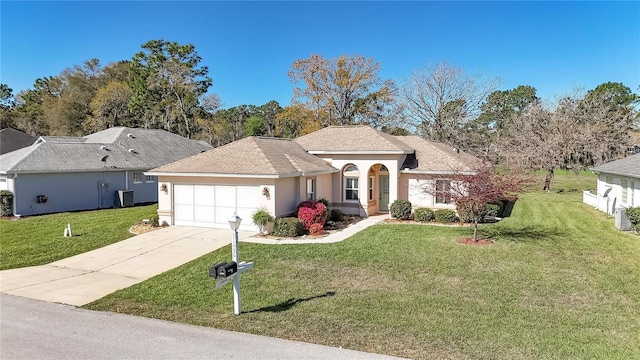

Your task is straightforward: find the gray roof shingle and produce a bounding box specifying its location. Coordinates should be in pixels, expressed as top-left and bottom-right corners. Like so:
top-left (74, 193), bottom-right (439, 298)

top-left (149, 137), bottom-right (337, 177)
top-left (295, 125), bottom-right (414, 153)
top-left (0, 127), bottom-right (211, 174)
top-left (0, 128), bottom-right (37, 154)
top-left (591, 153), bottom-right (640, 178)
top-left (394, 136), bottom-right (481, 173)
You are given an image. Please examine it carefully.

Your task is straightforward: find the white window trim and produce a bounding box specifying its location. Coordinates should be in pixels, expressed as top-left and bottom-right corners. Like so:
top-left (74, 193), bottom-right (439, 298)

top-left (133, 172), bottom-right (142, 184)
top-left (145, 175), bottom-right (155, 183)
top-left (435, 179), bottom-right (453, 205)
top-left (368, 176), bottom-right (374, 201)
top-left (345, 177), bottom-right (359, 202)
top-left (307, 178), bottom-right (316, 201)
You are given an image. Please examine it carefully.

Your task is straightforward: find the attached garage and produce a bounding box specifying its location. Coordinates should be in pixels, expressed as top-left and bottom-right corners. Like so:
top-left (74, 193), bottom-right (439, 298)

top-left (173, 184), bottom-right (260, 230)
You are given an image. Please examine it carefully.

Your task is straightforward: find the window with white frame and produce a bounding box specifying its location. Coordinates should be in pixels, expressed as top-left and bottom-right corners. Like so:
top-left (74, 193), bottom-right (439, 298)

top-left (621, 178), bottom-right (628, 206)
top-left (307, 178), bottom-right (316, 201)
top-left (146, 175), bottom-right (155, 183)
top-left (369, 176), bottom-right (374, 201)
top-left (435, 179), bottom-right (452, 205)
top-left (133, 172), bottom-right (142, 183)
top-left (343, 165), bottom-right (359, 201)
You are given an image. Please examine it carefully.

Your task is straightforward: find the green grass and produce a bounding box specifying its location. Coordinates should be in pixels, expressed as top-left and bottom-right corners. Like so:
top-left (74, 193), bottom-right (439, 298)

top-left (86, 172), bottom-right (640, 359)
top-left (0, 204), bottom-right (157, 270)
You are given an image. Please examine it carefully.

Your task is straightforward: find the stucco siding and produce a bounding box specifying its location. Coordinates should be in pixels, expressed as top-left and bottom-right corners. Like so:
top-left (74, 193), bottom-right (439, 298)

top-left (593, 173), bottom-right (640, 214)
top-left (275, 177), bottom-right (298, 217)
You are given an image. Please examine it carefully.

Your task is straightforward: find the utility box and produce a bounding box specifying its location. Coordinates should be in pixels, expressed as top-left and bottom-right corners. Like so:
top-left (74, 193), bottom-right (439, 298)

top-left (614, 207), bottom-right (631, 231)
top-left (118, 190), bottom-right (134, 207)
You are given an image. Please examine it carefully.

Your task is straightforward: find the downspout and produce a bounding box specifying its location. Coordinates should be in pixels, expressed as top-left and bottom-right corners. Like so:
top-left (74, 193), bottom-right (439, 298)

top-left (125, 170), bottom-right (129, 189)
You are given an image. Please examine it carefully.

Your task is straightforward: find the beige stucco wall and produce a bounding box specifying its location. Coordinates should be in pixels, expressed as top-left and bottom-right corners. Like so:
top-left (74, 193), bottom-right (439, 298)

top-left (316, 154), bottom-right (405, 216)
top-left (400, 173), bottom-right (457, 210)
top-left (275, 177), bottom-right (298, 217)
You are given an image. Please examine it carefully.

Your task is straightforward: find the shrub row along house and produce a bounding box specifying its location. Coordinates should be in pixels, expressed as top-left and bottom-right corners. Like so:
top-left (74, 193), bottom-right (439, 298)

top-left (0, 127), bottom-right (211, 216)
top-left (147, 125), bottom-right (481, 231)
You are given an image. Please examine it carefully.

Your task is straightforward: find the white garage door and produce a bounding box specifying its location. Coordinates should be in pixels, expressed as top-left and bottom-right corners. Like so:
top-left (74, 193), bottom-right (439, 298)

top-left (173, 184), bottom-right (260, 231)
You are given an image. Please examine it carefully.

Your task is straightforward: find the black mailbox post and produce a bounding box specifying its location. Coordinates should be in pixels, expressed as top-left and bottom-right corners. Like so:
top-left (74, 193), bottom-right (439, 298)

top-left (217, 262), bottom-right (238, 278)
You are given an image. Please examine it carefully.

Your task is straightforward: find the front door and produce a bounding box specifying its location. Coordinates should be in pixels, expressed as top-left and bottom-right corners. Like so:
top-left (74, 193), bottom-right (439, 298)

top-left (379, 175), bottom-right (389, 211)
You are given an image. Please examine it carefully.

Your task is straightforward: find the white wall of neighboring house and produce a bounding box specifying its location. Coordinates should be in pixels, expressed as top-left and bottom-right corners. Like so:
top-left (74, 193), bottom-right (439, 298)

top-left (590, 173), bottom-right (640, 214)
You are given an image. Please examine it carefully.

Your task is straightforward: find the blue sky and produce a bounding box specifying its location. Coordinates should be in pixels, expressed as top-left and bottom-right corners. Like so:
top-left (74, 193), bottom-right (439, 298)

top-left (2, 1), bottom-right (639, 108)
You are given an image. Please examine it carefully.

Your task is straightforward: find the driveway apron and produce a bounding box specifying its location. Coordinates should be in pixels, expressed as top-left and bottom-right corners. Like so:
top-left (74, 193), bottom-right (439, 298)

top-left (0, 227), bottom-right (252, 306)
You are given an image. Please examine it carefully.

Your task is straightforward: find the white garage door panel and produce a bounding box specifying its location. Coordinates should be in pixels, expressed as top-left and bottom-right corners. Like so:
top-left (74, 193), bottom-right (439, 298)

top-left (173, 184), bottom-right (259, 230)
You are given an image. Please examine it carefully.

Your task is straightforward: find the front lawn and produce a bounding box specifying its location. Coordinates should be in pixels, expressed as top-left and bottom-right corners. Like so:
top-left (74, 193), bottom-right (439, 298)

top-left (0, 204), bottom-right (157, 270)
top-left (86, 173), bottom-right (640, 359)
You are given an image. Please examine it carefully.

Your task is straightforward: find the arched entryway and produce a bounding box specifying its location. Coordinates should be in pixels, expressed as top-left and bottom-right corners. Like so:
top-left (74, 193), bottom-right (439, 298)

top-left (367, 164), bottom-right (390, 213)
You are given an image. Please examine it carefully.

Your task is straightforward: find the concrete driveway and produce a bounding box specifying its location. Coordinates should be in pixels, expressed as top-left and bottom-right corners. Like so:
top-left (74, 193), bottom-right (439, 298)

top-left (0, 227), bottom-right (253, 306)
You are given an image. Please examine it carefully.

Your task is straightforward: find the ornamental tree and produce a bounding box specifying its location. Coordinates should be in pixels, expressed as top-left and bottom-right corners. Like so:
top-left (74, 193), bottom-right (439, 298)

top-left (434, 166), bottom-right (529, 241)
top-left (297, 200), bottom-right (328, 230)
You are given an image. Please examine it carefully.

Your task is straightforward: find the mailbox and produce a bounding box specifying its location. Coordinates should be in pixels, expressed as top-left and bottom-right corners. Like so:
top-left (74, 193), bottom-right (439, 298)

top-left (209, 262), bottom-right (228, 278)
top-left (217, 262), bottom-right (238, 278)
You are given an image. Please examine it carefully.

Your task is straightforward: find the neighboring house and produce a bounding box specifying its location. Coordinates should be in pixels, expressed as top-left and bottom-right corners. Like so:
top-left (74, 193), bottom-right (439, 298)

top-left (0, 127), bottom-right (211, 216)
top-left (0, 128), bottom-right (36, 155)
top-left (583, 153), bottom-right (640, 215)
top-left (147, 125), bottom-right (480, 231)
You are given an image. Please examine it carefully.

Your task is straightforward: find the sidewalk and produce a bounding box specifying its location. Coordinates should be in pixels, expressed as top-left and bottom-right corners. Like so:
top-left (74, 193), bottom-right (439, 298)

top-left (242, 214), bottom-right (388, 245)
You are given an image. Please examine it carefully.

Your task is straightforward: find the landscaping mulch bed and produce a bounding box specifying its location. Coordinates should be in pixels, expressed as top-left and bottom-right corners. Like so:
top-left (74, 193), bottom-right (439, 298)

top-left (456, 237), bottom-right (494, 246)
top-left (129, 222), bottom-right (167, 234)
top-left (254, 215), bottom-right (364, 240)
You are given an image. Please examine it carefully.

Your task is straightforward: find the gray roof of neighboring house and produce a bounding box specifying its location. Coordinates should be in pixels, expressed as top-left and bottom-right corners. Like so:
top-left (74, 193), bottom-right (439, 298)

top-left (0, 127), bottom-right (211, 174)
top-left (295, 125), bottom-right (414, 153)
top-left (149, 137), bottom-right (338, 178)
top-left (0, 128), bottom-right (37, 154)
top-left (394, 136), bottom-right (481, 173)
top-left (591, 153), bottom-right (640, 178)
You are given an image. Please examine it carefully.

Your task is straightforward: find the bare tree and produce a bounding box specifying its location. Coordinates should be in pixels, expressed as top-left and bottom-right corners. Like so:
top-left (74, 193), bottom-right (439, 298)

top-left (501, 84), bottom-right (638, 190)
top-left (400, 62), bottom-right (500, 148)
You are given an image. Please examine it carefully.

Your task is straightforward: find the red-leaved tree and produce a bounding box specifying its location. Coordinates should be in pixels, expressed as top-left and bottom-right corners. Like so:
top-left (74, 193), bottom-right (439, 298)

top-left (437, 166), bottom-right (529, 241)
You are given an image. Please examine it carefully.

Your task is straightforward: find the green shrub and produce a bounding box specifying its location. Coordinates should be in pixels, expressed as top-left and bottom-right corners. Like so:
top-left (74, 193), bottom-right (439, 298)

top-left (149, 214), bottom-right (159, 227)
top-left (317, 198), bottom-right (330, 209)
top-left (485, 204), bottom-right (501, 217)
top-left (413, 208), bottom-right (435, 222)
top-left (390, 199), bottom-right (412, 220)
top-left (273, 217), bottom-right (305, 237)
top-left (435, 209), bottom-right (458, 223)
top-left (328, 208), bottom-right (344, 222)
top-left (0, 190), bottom-right (14, 217)
top-left (252, 207), bottom-right (274, 234)
top-left (627, 207), bottom-right (640, 233)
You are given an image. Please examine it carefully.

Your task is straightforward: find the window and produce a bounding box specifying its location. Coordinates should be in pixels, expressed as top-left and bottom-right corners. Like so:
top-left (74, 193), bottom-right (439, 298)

top-left (146, 175), bottom-right (155, 183)
top-left (369, 176), bottom-right (374, 201)
top-left (435, 180), bottom-right (452, 205)
top-left (343, 165), bottom-right (359, 201)
top-left (307, 178), bottom-right (316, 201)
top-left (621, 178), bottom-right (628, 206)
top-left (345, 178), bottom-right (359, 200)
top-left (133, 172), bottom-right (142, 183)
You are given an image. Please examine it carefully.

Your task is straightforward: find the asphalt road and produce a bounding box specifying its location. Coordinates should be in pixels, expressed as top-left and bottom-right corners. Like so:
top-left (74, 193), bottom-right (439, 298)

top-left (0, 294), bottom-right (404, 360)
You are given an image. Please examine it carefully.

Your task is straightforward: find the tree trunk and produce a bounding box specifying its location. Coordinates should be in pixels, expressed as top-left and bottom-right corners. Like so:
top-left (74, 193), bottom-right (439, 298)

top-left (473, 220), bottom-right (479, 241)
top-left (543, 168), bottom-right (554, 191)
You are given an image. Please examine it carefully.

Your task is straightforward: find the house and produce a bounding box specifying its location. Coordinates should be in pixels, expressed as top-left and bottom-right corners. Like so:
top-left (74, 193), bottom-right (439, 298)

top-left (583, 153), bottom-right (640, 214)
top-left (0, 127), bottom-right (211, 216)
top-left (147, 125), bottom-right (480, 231)
top-left (0, 128), bottom-right (37, 155)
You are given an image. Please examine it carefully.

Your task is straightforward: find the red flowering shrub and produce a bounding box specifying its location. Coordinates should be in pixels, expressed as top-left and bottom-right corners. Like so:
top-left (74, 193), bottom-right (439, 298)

top-left (297, 200), bottom-right (328, 230)
top-left (309, 223), bottom-right (324, 236)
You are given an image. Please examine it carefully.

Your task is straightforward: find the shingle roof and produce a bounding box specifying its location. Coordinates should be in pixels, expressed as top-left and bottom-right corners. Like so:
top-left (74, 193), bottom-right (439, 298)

top-left (394, 136), bottom-right (481, 173)
top-left (0, 127), bottom-right (211, 174)
top-left (591, 153), bottom-right (640, 178)
top-left (149, 137), bottom-right (337, 177)
top-left (295, 125), bottom-right (414, 153)
top-left (0, 128), bottom-right (36, 154)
